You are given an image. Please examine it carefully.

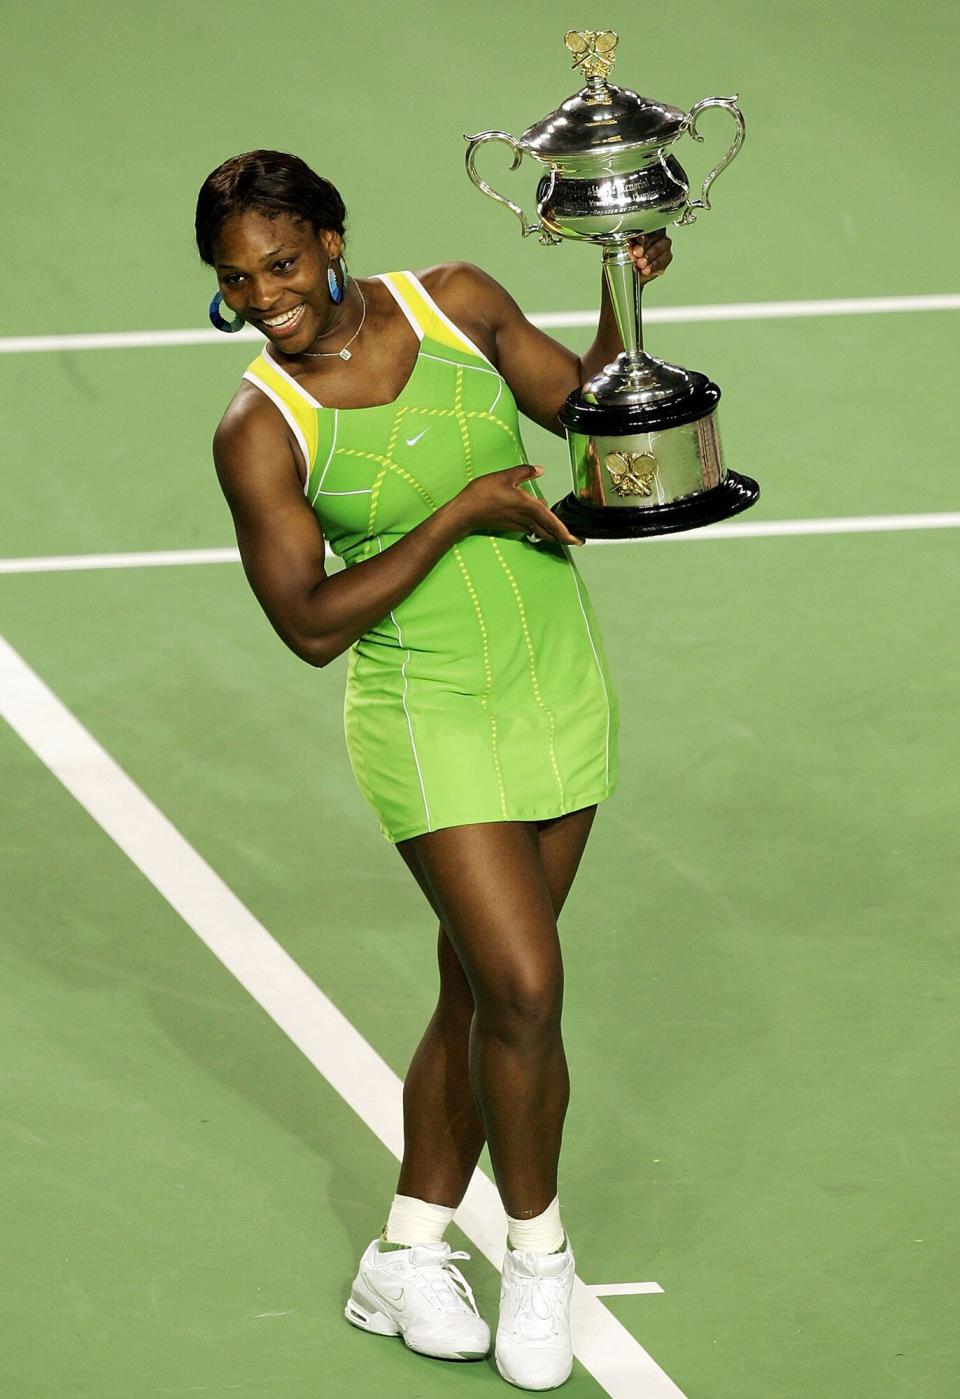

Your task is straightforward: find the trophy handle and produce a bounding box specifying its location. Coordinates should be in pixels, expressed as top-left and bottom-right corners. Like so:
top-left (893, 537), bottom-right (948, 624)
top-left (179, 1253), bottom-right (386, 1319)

top-left (464, 130), bottom-right (557, 242)
top-left (675, 95), bottom-right (746, 226)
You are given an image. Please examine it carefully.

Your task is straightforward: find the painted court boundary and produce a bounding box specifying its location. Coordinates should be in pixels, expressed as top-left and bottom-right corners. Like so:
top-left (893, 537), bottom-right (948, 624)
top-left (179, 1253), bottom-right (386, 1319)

top-left (0, 635), bottom-right (686, 1399)
top-left (0, 512), bottom-right (958, 577)
top-left (0, 292), bottom-right (957, 354)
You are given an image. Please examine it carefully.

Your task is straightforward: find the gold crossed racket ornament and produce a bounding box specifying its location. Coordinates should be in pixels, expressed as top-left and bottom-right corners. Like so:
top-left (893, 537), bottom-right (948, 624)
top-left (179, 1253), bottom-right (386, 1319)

top-left (604, 450), bottom-right (659, 498)
top-left (563, 30), bottom-right (619, 81)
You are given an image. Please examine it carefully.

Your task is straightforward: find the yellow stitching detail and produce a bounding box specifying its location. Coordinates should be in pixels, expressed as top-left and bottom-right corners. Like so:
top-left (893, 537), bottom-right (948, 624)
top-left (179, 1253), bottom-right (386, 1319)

top-left (376, 422), bottom-right (399, 526)
top-left (465, 410), bottom-right (522, 455)
top-left (489, 538), bottom-right (566, 810)
top-left (364, 409), bottom-right (408, 534)
top-left (451, 543), bottom-right (508, 818)
top-left (484, 706), bottom-right (508, 818)
top-left (336, 448), bottom-right (438, 509)
top-left (385, 410), bottom-right (405, 459)
top-left (453, 367), bottom-right (474, 483)
top-left (366, 465), bottom-right (388, 536)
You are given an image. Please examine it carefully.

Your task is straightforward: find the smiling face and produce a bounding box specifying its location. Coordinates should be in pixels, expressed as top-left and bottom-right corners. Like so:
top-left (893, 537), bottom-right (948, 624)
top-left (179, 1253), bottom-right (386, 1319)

top-left (213, 209), bottom-right (344, 352)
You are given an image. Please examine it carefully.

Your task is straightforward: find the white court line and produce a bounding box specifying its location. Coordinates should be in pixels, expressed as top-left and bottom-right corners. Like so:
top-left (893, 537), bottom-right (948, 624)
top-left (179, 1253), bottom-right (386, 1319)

top-left (590, 1284), bottom-right (665, 1297)
top-left (534, 292), bottom-right (960, 329)
top-left (1, 293), bottom-right (957, 354)
top-left (0, 634), bottom-right (687, 1399)
top-left (1, 512), bottom-right (959, 576)
top-left (0, 547), bottom-right (244, 574)
top-left (602, 511), bottom-right (960, 542)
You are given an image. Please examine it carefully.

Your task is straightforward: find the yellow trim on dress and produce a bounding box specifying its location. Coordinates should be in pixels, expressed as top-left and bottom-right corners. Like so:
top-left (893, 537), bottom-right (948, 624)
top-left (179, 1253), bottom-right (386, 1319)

top-left (243, 353), bottom-right (319, 477)
top-left (383, 271), bottom-right (486, 360)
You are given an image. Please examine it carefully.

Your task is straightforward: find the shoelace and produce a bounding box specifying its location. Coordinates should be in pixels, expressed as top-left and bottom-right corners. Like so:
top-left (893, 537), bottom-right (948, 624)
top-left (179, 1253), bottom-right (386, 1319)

top-left (409, 1249), bottom-right (481, 1316)
top-left (507, 1251), bottom-right (570, 1339)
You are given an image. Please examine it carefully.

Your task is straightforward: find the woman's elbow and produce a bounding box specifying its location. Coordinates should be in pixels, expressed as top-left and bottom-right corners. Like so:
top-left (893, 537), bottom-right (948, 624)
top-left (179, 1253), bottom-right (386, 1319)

top-left (300, 636), bottom-right (333, 668)
top-left (276, 623), bottom-right (330, 668)
top-left (298, 631), bottom-right (351, 668)
top-left (272, 589), bottom-right (346, 667)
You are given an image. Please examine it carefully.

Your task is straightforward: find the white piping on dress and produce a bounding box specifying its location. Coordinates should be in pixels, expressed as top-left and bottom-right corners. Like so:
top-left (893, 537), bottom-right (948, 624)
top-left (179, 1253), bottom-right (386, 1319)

top-left (564, 550), bottom-right (612, 789)
top-left (242, 372), bottom-right (310, 488)
top-left (311, 408), bottom-right (340, 505)
top-left (375, 536), bottom-right (432, 831)
top-left (419, 351), bottom-right (503, 414)
top-left (401, 270), bottom-right (497, 368)
top-left (259, 347), bottom-right (324, 408)
top-left (376, 273), bottom-right (424, 339)
top-left (419, 350), bottom-right (499, 379)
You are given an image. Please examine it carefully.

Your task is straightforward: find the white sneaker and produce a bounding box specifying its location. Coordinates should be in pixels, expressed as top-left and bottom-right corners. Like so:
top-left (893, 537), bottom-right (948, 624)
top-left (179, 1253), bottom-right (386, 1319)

top-left (495, 1238), bottom-right (576, 1390)
top-left (344, 1238), bottom-right (490, 1360)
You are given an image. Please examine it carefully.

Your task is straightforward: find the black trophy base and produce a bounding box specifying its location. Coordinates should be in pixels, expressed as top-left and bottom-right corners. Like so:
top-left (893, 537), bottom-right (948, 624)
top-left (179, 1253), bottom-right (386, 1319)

top-left (552, 470), bottom-right (760, 540)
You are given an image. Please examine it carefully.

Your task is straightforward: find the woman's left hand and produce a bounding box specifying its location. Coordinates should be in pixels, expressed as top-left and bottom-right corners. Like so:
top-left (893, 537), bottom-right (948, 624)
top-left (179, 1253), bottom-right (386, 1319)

top-left (628, 229), bottom-right (673, 284)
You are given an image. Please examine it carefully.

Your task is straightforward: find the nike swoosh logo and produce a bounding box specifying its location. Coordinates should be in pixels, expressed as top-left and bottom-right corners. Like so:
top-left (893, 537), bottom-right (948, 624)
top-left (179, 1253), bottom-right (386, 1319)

top-left (368, 1280), bottom-right (405, 1306)
top-left (405, 428), bottom-right (429, 448)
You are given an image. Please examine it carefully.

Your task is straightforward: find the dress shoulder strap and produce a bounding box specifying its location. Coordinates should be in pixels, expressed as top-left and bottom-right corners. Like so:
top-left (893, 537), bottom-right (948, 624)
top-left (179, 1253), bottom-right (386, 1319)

top-left (242, 350), bottom-right (320, 490)
top-left (377, 270), bottom-right (495, 367)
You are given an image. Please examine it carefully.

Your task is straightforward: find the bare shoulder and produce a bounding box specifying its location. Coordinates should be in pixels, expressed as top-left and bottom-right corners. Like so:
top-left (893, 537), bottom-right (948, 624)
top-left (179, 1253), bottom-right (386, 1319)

top-left (213, 379), bottom-right (301, 490)
top-left (416, 260), bottom-right (523, 330)
top-left (214, 379), bottom-right (276, 456)
top-left (413, 262), bottom-right (527, 368)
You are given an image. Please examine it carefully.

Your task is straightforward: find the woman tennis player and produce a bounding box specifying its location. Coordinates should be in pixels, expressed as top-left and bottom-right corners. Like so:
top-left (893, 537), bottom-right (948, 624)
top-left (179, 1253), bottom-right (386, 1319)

top-left (196, 149), bottom-right (671, 1390)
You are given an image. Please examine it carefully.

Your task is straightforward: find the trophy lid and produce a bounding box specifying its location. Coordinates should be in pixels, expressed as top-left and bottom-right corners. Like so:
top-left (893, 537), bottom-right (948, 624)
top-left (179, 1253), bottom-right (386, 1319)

top-left (520, 32), bottom-right (686, 167)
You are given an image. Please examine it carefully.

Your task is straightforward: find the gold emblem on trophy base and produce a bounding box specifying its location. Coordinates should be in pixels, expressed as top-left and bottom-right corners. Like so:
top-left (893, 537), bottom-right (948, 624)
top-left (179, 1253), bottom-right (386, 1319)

top-left (604, 450), bottom-right (660, 498)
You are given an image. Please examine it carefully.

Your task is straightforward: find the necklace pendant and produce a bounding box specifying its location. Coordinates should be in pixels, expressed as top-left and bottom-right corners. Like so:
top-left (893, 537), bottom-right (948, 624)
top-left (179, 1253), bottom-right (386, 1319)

top-left (339, 347), bottom-right (352, 361)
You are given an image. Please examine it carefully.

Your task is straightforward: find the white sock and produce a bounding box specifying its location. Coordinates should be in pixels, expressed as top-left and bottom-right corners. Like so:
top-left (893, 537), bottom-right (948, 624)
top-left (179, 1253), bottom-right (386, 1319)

top-left (380, 1192), bottom-right (457, 1248)
top-left (506, 1194), bottom-right (565, 1254)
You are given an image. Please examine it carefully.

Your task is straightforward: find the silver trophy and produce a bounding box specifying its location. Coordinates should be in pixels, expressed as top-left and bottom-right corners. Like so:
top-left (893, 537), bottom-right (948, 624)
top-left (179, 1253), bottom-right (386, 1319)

top-left (464, 29), bottom-right (759, 537)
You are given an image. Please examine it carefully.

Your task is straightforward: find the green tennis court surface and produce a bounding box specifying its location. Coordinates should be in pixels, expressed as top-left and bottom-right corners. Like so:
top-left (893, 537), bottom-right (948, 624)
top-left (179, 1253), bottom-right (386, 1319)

top-left (2, 2), bottom-right (957, 1395)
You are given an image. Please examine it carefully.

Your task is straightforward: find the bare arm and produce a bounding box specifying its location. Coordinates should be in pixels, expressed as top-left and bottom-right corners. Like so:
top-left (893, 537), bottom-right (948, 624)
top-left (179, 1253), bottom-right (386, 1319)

top-left (425, 232), bottom-right (672, 437)
top-left (213, 386), bottom-right (579, 669)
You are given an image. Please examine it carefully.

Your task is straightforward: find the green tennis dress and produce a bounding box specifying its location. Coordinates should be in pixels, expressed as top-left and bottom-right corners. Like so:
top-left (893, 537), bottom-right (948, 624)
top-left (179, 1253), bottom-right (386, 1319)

top-left (242, 270), bottom-right (619, 843)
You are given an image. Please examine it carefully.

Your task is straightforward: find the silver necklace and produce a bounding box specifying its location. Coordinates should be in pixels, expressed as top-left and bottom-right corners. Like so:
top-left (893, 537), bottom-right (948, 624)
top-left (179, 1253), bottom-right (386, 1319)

top-left (299, 283), bottom-right (366, 361)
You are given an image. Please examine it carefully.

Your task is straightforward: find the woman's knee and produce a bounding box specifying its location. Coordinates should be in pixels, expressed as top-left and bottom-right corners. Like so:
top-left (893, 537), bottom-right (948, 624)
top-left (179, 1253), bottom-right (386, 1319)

top-left (474, 962), bottom-right (564, 1047)
top-left (436, 923), bottom-right (475, 1017)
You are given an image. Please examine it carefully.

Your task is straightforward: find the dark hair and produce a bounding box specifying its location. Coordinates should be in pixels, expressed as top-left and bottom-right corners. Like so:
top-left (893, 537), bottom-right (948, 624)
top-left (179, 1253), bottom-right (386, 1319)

top-left (195, 149), bottom-right (346, 265)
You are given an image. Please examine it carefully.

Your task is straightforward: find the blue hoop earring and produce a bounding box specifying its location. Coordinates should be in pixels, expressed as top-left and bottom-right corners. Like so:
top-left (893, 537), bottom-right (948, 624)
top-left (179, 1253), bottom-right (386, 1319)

top-left (327, 255), bottom-right (348, 304)
top-left (208, 291), bottom-right (244, 334)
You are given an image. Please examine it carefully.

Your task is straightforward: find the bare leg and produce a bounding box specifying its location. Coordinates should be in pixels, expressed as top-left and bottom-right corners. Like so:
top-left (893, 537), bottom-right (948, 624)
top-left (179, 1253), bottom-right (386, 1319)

top-left (393, 806), bottom-right (597, 1217)
top-left (394, 913), bottom-right (484, 1207)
